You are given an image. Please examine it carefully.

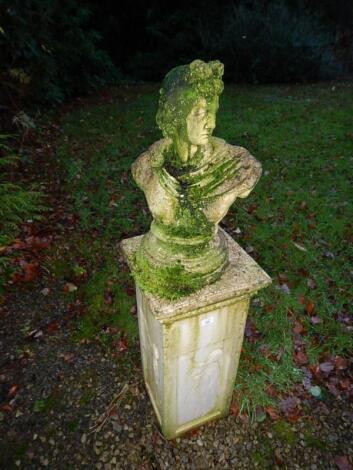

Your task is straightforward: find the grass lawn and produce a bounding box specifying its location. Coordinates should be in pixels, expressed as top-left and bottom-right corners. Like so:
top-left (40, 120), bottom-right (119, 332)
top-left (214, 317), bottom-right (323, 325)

top-left (52, 82), bottom-right (353, 417)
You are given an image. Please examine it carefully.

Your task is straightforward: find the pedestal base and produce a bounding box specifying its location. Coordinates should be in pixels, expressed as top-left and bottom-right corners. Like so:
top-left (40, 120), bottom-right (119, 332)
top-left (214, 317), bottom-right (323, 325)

top-left (120, 229), bottom-right (271, 439)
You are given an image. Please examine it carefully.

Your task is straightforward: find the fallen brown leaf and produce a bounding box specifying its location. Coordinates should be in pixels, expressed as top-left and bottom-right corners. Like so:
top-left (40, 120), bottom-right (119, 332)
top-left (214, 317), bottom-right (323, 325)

top-left (294, 350), bottom-right (308, 365)
top-left (293, 321), bottom-right (306, 335)
top-left (63, 353), bottom-right (75, 363)
top-left (265, 406), bottom-right (281, 421)
top-left (265, 384), bottom-right (279, 398)
top-left (118, 338), bottom-right (128, 352)
top-left (8, 384), bottom-right (18, 397)
top-left (0, 404), bottom-right (13, 413)
top-left (299, 294), bottom-right (306, 305)
top-left (305, 301), bottom-right (315, 315)
top-left (334, 455), bottom-right (353, 470)
top-left (274, 448), bottom-right (284, 466)
top-left (286, 410), bottom-right (302, 423)
top-left (18, 260), bottom-right (39, 282)
top-left (46, 321), bottom-right (60, 334)
top-left (230, 402), bottom-right (240, 416)
top-left (237, 413), bottom-right (249, 424)
top-left (335, 357), bottom-right (348, 371)
top-left (339, 379), bottom-right (351, 390)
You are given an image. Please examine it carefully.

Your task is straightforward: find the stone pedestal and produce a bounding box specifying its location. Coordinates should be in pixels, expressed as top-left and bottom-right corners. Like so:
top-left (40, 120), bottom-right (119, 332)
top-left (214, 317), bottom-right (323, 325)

top-left (120, 229), bottom-right (271, 439)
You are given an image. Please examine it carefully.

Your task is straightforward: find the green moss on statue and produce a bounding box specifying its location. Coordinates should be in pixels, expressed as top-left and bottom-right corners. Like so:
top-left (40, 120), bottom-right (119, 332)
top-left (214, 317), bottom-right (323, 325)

top-left (132, 251), bottom-right (206, 300)
top-left (131, 59), bottom-right (262, 298)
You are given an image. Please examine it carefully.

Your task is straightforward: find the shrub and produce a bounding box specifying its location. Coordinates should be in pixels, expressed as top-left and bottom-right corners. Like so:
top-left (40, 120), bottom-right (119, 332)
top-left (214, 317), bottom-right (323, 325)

top-left (214, 0), bottom-right (341, 83)
top-left (0, 134), bottom-right (44, 287)
top-left (0, 0), bottom-right (120, 107)
top-left (127, 0), bottom-right (342, 83)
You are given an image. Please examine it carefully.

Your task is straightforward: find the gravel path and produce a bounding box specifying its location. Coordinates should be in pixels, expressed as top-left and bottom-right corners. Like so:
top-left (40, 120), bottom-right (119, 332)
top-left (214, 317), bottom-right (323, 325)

top-left (1, 281), bottom-right (352, 469)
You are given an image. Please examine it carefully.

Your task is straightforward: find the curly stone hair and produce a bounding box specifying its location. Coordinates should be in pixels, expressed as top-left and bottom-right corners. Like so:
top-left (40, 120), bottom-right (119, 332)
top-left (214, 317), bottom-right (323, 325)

top-left (156, 60), bottom-right (224, 139)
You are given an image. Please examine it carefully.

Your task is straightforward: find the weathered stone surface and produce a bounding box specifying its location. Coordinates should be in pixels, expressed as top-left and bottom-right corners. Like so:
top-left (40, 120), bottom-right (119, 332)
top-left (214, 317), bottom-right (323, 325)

top-left (120, 229), bottom-right (271, 439)
top-left (120, 59), bottom-right (271, 439)
top-left (120, 228), bottom-right (271, 320)
top-left (130, 59), bottom-right (262, 298)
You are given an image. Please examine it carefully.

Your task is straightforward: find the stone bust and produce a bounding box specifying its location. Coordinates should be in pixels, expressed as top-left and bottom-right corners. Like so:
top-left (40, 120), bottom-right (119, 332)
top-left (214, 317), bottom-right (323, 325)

top-left (131, 59), bottom-right (262, 299)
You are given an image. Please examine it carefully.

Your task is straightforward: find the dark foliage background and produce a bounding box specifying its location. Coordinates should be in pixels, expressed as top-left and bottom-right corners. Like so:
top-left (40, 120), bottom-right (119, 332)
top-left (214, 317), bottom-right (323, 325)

top-left (0, 0), bottom-right (119, 109)
top-left (0, 0), bottom-right (353, 107)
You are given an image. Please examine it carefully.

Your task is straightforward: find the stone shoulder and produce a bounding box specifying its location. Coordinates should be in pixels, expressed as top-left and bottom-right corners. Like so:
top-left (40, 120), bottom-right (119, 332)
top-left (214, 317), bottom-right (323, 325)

top-left (131, 138), bottom-right (172, 188)
top-left (208, 137), bottom-right (262, 197)
top-left (212, 137), bottom-right (252, 160)
top-left (147, 138), bottom-right (173, 164)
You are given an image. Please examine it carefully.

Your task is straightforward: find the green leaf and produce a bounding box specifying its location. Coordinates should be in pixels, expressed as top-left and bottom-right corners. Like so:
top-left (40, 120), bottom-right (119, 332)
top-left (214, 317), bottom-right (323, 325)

top-left (33, 399), bottom-right (46, 412)
top-left (256, 411), bottom-right (267, 423)
top-left (309, 386), bottom-right (322, 398)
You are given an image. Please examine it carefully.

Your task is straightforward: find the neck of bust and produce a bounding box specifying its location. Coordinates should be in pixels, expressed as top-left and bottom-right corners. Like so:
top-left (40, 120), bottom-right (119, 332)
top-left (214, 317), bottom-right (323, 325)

top-left (173, 136), bottom-right (212, 167)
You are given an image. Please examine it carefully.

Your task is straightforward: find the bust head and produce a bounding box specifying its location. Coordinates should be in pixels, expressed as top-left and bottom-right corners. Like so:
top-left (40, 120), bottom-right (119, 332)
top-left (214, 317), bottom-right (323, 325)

top-left (156, 60), bottom-right (224, 164)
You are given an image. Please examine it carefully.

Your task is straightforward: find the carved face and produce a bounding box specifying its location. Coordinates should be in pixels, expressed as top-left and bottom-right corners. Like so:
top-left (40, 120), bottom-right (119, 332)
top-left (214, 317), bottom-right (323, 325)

top-left (186, 96), bottom-right (219, 146)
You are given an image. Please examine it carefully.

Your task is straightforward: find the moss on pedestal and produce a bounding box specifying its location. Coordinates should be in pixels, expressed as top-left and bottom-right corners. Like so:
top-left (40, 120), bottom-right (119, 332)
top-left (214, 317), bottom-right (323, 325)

top-left (131, 249), bottom-right (206, 300)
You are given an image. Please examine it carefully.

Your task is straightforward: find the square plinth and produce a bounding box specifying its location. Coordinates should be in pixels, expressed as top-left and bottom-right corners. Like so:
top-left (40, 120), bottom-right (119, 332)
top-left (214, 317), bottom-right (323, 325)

top-left (120, 228), bottom-right (271, 439)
